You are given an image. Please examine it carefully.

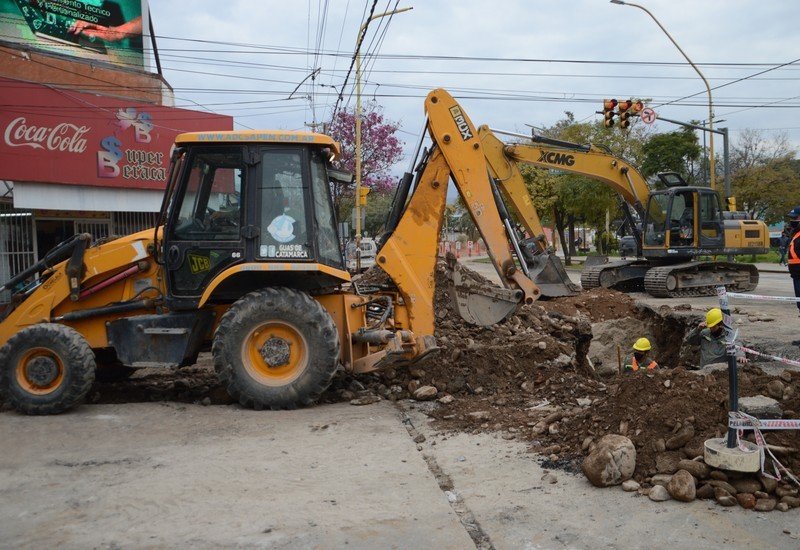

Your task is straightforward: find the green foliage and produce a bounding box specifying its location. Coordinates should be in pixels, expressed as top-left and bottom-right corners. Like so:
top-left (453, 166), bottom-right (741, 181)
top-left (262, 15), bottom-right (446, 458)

top-left (730, 130), bottom-right (800, 223)
top-left (338, 189), bottom-right (394, 236)
top-left (640, 127), bottom-right (701, 182)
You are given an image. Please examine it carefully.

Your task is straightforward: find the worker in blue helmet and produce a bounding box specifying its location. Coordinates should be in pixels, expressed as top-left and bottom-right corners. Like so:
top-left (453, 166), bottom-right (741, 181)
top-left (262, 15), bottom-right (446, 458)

top-left (787, 206), bottom-right (800, 314)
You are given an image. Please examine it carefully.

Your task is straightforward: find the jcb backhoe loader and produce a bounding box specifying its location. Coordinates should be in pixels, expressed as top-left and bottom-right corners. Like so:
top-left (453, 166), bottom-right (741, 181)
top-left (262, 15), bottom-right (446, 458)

top-left (475, 125), bottom-right (770, 298)
top-left (0, 88), bottom-right (540, 415)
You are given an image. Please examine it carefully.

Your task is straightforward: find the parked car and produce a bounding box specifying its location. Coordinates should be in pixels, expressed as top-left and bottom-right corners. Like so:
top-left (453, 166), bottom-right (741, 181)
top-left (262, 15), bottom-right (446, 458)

top-left (345, 237), bottom-right (377, 272)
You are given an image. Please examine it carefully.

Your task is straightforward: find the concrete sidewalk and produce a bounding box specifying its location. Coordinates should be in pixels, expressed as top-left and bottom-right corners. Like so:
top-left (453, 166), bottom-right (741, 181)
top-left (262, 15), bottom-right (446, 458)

top-left (0, 402), bottom-right (474, 549)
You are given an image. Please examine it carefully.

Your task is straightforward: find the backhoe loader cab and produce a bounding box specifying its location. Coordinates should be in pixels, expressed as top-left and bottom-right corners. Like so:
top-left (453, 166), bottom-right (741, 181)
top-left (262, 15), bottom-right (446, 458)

top-left (163, 132), bottom-right (348, 310)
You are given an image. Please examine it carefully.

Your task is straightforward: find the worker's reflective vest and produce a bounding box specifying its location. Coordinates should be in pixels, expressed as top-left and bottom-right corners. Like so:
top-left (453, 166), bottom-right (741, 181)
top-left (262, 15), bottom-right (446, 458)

top-left (629, 356), bottom-right (657, 371)
top-left (789, 232), bottom-right (800, 265)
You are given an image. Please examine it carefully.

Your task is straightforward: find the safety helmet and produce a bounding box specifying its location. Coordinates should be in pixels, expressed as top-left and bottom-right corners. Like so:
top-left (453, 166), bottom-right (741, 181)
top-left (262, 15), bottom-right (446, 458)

top-left (788, 206), bottom-right (800, 219)
top-left (706, 307), bottom-right (723, 328)
top-left (633, 337), bottom-right (651, 352)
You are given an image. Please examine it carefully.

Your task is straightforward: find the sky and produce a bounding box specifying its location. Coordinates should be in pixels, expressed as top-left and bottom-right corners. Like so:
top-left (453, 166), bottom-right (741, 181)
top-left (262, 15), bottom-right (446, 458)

top-left (149, 0), bottom-right (800, 163)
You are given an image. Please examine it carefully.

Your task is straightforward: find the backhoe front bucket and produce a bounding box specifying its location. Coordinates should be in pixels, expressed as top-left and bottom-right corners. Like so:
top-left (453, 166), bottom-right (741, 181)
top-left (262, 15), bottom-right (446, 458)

top-left (525, 253), bottom-right (580, 298)
top-left (446, 255), bottom-right (522, 326)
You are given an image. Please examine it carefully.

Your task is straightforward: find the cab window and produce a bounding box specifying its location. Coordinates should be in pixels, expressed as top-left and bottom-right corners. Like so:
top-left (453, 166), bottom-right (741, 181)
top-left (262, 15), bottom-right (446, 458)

top-left (258, 150), bottom-right (310, 260)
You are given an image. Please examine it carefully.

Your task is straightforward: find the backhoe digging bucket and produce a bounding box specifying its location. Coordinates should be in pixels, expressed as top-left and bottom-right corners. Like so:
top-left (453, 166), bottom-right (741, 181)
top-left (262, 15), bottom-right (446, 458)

top-left (525, 253), bottom-right (580, 298)
top-left (446, 255), bottom-right (522, 326)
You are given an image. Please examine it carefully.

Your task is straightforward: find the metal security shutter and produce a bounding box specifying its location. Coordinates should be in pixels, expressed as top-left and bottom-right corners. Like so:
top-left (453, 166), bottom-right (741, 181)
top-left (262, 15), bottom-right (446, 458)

top-left (0, 201), bottom-right (36, 303)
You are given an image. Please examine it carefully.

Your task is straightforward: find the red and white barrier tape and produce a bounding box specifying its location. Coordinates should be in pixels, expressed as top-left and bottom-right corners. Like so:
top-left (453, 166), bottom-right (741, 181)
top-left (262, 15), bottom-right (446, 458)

top-left (736, 345), bottom-right (800, 368)
top-left (731, 411), bottom-right (800, 487)
top-left (729, 416), bottom-right (800, 430)
top-left (725, 291), bottom-right (800, 302)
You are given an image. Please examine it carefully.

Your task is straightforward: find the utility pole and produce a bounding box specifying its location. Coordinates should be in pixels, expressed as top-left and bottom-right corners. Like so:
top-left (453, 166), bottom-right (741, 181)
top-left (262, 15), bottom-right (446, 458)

top-left (354, 6), bottom-right (412, 268)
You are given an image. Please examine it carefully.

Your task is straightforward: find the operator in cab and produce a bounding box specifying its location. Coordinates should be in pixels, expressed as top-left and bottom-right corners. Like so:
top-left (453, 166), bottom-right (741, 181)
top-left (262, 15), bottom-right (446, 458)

top-left (624, 338), bottom-right (658, 372)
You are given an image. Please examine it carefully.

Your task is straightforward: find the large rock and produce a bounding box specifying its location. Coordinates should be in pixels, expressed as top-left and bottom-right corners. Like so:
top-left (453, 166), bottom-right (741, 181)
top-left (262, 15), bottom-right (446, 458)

top-left (707, 479), bottom-right (738, 495)
top-left (667, 470), bottom-right (696, 502)
top-left (755, 498), bottom-right (777, 512)
top-left (732, 477), bottom-right (762, 494)
top-left (655, 452), bottom-right (682, 474)
top-left (676, 459), bottom-right (709, 479)
top-left (696, 484), bottom-right (715, 500)
top-left (766, 380), bottom-right (785, 400)
top-left (581, 434), bottom-right (636, 487)
top-left (649, 485), bottom-right (671, 502)
top-left (780, 496), bottom-right (800, 508)
top-left (622, 480), bottom-right (640, 492)
top-left (413, 386), bottom-right (438, 400)
top-left (739, 395), bottom-right (782, 419)
top-left (665, 424), bottom-right (695, 450)
top-left (759, 475), bottom-right (778, 493)
top-left (736, 493), bottom-right (756, 509)
top-left (714, 487), bottom-right (737, 507)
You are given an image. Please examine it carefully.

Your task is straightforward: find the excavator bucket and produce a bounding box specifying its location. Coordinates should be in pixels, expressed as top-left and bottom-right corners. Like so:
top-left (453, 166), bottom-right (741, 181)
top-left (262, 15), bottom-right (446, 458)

top-left (525, 253), bottom-right (580, 298)
top-left (446, 254), bottom-right (522, 326)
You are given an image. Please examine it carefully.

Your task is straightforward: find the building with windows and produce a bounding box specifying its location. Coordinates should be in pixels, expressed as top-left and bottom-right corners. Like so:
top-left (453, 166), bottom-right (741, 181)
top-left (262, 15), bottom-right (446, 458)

top-left (0, 0), bottom-right (232, 298)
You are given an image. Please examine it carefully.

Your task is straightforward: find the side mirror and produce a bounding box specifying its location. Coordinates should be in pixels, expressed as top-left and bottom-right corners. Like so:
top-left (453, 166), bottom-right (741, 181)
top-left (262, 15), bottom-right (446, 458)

top-left (328, 169), bottom-right (354, 185)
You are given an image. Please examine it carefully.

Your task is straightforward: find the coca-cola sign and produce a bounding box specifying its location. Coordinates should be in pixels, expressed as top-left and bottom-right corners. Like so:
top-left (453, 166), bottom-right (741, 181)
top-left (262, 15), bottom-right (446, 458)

top-left (4, 117), bottom-right (90, 153)
top-left (0, 76), bottom-right (232, 190)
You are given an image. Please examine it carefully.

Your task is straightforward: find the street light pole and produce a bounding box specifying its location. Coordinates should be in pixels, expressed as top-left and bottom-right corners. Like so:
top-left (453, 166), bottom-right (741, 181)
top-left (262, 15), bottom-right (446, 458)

top-left (354, 6), bottom-right (412, 259)
top-left (610, 0), bottom-right (716, 191)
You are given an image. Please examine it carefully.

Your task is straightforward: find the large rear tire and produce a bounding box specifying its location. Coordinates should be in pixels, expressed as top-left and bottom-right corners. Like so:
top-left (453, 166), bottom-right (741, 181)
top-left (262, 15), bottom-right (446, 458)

top-left (212, 288), bottom-right (340, 410)
top-left (0, 323), bottom-right (96, 415)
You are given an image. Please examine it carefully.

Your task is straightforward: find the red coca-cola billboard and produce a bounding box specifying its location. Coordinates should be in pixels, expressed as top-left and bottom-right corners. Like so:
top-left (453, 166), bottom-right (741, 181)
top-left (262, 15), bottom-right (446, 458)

top-left (0, 76), bottom-right (233, 190)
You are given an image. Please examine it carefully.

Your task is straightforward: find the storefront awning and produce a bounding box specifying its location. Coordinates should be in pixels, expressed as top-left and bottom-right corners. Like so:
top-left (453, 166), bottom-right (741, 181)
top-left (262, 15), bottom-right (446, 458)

top-left (13, 181), bottom-right (162, 212)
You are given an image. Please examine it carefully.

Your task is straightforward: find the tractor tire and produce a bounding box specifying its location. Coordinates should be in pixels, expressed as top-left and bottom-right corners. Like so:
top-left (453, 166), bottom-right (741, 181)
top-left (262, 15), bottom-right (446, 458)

top-left (212, 287), bottom-right (339, 410)
top-left (0, 323), bottom-right (96, 415)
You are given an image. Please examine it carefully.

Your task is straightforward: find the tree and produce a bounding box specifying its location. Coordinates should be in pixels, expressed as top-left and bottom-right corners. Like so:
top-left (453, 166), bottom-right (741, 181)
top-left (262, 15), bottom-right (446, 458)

top-left (640, 127), bottom-right (701, 183)
top-left (327, 101), bottom-right (404, 216)
top-left (730, 130), bottom-right (800, 223)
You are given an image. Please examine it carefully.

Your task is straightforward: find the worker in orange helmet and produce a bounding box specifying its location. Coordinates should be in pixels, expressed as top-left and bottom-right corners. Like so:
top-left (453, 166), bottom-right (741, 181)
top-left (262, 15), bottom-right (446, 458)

top-left (624, 337), bottom-right (658, 372)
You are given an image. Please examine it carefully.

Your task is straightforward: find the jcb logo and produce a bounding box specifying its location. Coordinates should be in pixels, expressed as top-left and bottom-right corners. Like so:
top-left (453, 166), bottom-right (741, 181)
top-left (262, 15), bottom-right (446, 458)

top-left (537, 151), bottom-right (575, 167)
top-left (449, 106), bottom-right (473, 141)
top-left (188, 253), bottom-right (211, 274)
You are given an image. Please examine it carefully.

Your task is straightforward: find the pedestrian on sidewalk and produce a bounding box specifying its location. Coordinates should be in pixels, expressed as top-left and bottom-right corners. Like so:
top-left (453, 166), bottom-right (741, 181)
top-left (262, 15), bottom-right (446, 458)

top-left (778, 225), bottom-right (791, 266)
top-left (624, 338), bottom-right (658, 372)
top-left (788, 206), bottom-right (800, 315)
top-left (684, 308), bottom-right (748, 368)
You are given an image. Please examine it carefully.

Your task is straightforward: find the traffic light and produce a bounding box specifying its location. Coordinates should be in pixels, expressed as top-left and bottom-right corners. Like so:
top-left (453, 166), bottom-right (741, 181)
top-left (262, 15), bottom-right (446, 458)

top-left (618, 99), bottom-right (633, 129)
top-left (358, 186), bottom-right (370, 206)
top-left (603, 99), bottom-right (617, 128)
top-left (631, 100), bottom-right (644, 115)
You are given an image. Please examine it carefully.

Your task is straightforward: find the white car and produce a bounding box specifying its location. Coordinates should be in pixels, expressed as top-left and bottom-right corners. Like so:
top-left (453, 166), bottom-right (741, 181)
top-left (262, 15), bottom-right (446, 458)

top-left (346, 238), bottom-right (377, 272)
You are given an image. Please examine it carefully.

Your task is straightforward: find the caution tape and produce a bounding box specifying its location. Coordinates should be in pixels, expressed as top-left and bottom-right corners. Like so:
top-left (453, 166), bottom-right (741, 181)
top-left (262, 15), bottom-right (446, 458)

top-left (729, 417), bottom-right (800, 430)
top-left (736, 345), bottom-right (800, 368)
top-left (731, 412), bottom-right (800, 487)
top-left (725, 291), bottom-right (800, 303)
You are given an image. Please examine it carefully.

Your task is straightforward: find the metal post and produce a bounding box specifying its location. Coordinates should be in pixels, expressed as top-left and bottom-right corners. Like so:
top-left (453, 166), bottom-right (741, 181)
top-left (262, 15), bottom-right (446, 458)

top-left (717, 286), bottom-right (739, 448)
top-left (722, 127), bottom-right (731, 208)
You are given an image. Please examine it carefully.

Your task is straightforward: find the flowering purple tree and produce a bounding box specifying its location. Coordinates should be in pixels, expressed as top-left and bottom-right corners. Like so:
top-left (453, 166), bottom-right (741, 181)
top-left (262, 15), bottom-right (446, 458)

top-left (328, 101), bottom-right (403, 213)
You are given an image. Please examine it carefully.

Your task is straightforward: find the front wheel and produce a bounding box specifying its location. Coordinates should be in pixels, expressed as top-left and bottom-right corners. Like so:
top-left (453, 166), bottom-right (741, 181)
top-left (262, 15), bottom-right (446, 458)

top-left (212, 288), bottom-right (340, 410)
top-left (0, 323), bottom-right (96, 415)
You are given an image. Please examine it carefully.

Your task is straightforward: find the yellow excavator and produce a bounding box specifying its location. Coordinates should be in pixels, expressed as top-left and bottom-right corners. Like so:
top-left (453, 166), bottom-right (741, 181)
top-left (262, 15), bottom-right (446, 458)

top-left (0, 88), bottom-right (541, 415)
top-left (474, 125), bottom-right (770, 298)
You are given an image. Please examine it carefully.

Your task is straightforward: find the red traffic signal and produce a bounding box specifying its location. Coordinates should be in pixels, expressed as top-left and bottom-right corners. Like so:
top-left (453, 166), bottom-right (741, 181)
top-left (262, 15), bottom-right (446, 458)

top-left (631, 100), bottom-right (644, 114)
top-left (603, 98), bottom-right (617, 128)
top-left (618, 99), bottom-right (633, 129)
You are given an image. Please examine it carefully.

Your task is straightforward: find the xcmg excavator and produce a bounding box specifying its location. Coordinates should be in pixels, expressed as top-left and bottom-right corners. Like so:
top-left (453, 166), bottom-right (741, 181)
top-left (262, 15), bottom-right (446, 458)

top-left (474, 125), bottom-right (770, 298)
top-left (0, 88), bottom-right (541, 415)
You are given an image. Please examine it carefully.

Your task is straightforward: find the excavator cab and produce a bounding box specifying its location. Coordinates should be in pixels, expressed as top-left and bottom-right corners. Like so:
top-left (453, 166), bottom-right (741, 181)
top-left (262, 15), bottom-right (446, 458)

top-left (642, 175), bottom-right (725, 258)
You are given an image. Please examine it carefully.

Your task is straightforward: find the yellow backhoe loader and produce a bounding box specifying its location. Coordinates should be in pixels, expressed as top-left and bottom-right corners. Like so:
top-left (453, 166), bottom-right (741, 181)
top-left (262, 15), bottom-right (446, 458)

top-left (474, 125), bottom-right (770, 298)
top-left (0, 88), bottom-right (541, 415)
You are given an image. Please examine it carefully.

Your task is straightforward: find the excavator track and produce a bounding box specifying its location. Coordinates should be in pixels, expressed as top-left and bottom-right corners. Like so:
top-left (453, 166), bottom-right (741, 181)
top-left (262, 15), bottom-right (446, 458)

top-left (580, 260), bottom-right (647, 292)
top-left (643, 261), bottom-right (759, 298)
